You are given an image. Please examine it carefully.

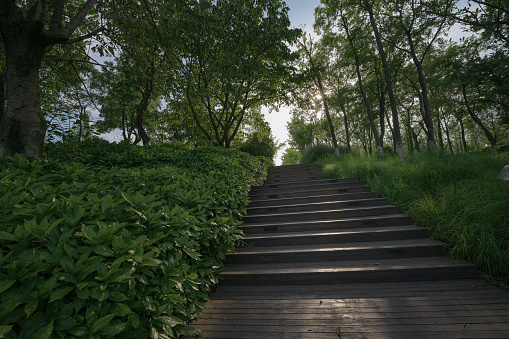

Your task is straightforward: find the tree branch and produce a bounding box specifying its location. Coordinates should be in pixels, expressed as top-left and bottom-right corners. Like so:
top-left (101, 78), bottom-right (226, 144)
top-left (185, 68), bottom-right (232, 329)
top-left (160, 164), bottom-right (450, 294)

top-left (42, 57), bottom-right (113, 68)
top-left (60, 0), bottom-right (97, 39)
top-left (49, 0), bottom-right (65, 32)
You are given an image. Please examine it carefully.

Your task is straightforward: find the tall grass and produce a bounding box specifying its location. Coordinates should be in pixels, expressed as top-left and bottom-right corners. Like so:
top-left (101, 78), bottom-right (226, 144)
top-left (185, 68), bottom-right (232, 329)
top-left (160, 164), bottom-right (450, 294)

top-left (318, 152), bottom-right (509, 279)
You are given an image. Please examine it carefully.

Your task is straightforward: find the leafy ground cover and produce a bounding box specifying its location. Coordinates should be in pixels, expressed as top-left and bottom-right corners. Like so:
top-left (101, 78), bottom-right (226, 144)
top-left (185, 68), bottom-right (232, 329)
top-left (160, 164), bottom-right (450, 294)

top-left (318, 152), bottom-right (509, 281)
top-left (0, 140), bottom-right (269, 338)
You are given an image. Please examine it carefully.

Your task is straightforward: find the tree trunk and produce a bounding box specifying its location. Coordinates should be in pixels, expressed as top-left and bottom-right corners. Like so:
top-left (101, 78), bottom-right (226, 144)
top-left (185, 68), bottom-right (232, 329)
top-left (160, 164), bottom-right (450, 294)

top-left (365, 3), bottom-right (407, 162)
top-left (0, 37), bottom-right (46, 159)
top-left (0, 71), bottom-right (5, 121)
top-left (458, 115), bottom-right (468, 152)
top-left (462, 85), bottom-right (497, 154)
top-left (442, 116), bottom-right (454, 153)
top-left (341, 14), bottom-right (383, 156)
top-left (316, 77), bottom-right (340, 156)
top-left (437, 112), bottom-right (444, 151)
top-left (340, 104), bottom-right (351, 153)
top-left (404, 29), bottom-right (436, 150)
top-left (353, 48), bottom-right (383, 156)
top-left (135, 79), bottom-right (154, 146)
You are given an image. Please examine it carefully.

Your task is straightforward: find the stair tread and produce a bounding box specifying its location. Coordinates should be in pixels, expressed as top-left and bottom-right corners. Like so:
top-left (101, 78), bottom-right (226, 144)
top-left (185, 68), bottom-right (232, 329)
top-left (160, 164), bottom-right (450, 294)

top-left (240, 213), bottom-right (411, 228)
top-left (242, 205), bottom-right (400, 222)
top-left (248, 192), bottom-right (379, 206)
top-left (247, 198), bottom-right (387, 214)
top-left (222, 256), bottom-right (475, 275)
top-left (232, 238), bottom-right (445, 255)
top-left (241, 225), bottom-right (426, 240)
top-left (253, 177), bottom-right (359, 189)
top-left (250, 182), bottom-right (366, 194)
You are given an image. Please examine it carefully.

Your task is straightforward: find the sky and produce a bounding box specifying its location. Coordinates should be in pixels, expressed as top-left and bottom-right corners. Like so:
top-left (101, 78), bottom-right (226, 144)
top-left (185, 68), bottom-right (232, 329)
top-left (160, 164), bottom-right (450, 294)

top-left (264, 0), bottom-right (322, 165)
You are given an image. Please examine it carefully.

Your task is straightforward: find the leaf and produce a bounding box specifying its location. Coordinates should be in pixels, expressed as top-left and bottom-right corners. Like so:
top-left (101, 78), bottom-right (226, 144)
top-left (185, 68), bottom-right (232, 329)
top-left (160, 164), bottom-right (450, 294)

top-left (0, 279), bottom-right (16, 294)
top-left (0, 231), bottom-right (15, 242)
top-left (156, 315), bottom-right (184, 328)
top-left (40, 276), bottom-right (58, 297)
top-left (24, 299), bottom-right (38, 317)
top-left (0, 325), bottom-right (13, 336)
top-left (67, 326), bottom-right (88, 337)
top-left (111, 303), bottom-right (132, 316)
top-left (92, 245), bottom-right (114, 257)
top-left (97, 322), bottom-right (127, 336)
top-left (33, 320), bottom-right (53, 339)
top-left (182, 246), bottom-right (201, 260)
top-left (91, 314), bottom-right (115, 334)
top-left (81, 225), bottom-right (97, 242)
top-left (49, 286), bottom-right (74, 303)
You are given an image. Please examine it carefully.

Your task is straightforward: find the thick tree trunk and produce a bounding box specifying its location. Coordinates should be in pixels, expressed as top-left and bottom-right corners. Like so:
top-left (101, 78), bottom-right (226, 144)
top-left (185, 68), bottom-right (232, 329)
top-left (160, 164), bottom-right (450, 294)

top-left (0, 38), bottom-right (46, 159)
top-left (365, 3), bottom-right (407, 162)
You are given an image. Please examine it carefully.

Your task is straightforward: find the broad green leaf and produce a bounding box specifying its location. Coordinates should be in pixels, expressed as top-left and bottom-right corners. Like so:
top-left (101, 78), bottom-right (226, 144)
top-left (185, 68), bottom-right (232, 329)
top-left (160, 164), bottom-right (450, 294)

top-left (0, 279), bottom-right (16, 294)
top-left (24, 299), bottom-right (38, 317)
top-left (156, 315), bottom-right (184, 328)
top-left (49, 286), bottom-right (74, 303)
top-left (97, 322), bottom-right (127, 336)
top-left (0, 325), bottom-right (13, 337)
top-left (0, 231), bottom-right (15, 242)
top-left (91, 314), bottom-right (115, 334)
top-left (33, 320), bottom-right (53, 339)
top-left (67, 326), bottom-right (88, 337)
top-left (111, 303), bottom-right (132, 316)
top-left (92, 245), bottom-right (114, 257)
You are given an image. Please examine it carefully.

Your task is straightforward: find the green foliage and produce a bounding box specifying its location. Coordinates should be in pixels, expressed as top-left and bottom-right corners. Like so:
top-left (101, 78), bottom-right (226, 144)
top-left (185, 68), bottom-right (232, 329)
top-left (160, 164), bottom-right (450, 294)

top-left (300, 144), bottom-right (338, 164)
top-left (282, 148), bottom-right (301, 165)
top-left (318, 152), bottom-right (509, 278)
top-left (238, 132), bottom-right (277, 164)
top-left (0, 141), bottom-right (268, 338)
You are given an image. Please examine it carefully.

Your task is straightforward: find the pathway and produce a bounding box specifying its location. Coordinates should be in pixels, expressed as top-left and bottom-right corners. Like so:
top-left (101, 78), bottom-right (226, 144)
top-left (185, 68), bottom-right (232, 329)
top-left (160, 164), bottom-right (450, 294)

top-left (191, 164), bottom-right (509, 338)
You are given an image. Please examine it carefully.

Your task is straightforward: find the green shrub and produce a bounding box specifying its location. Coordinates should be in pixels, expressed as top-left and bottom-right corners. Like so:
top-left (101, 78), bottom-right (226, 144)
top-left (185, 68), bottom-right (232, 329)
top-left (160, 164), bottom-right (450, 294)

top-left (0, 142), bottom-right (268, 338)
top-left (282, 148), bottom-right (301, 165)
top-left (318, 151), bottom-right (509, 278)
top-left (237, 132), bottom-right (277, 164)
top-left (300, 144), bottom-right (337, 164)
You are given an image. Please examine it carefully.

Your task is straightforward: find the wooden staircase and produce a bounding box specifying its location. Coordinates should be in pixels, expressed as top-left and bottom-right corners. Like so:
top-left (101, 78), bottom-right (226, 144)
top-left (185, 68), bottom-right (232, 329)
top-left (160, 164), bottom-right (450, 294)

top-left (190, 164), bottom-right (509, 338)
top-left (221, 163), bottom-right (477, 285)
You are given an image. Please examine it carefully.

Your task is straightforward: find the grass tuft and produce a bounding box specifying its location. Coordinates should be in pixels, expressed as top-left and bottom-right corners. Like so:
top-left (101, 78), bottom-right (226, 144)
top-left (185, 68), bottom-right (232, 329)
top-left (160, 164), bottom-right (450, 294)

top-left (318, 151), bottom-right (509, 279)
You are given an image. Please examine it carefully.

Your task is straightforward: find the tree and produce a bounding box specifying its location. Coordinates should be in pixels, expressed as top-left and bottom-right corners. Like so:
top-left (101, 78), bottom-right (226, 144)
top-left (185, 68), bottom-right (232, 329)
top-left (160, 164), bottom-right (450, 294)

top-left (297, 35), bottom-right (341, 156)
top-left (179, 0), bottom-right (300, 148)
top-left (360, 0), bottom-right (408, 161)
top-left (384, 0), bottom-right (453, 150)
top-left (287, 111), bottom-right (315, 151)
top-left (0, 0), bottom-right (103, 158)
top-left (316, 2), bottom-right (385, 156)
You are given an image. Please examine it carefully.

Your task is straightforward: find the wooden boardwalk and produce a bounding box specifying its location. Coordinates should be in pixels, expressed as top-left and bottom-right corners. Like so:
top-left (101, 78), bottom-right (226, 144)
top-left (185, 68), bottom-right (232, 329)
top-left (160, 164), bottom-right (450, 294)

top-left (191, 164), bottom-right (509, 338)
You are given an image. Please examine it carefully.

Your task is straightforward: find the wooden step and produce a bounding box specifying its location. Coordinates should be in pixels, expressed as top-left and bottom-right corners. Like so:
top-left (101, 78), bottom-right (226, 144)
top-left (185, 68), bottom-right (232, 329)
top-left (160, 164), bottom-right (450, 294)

top-left (251, 177), bottom-right (358, 192)
top-left (220, 257), bottom-right (477, 285)
top-left (249, 185), bottom-right (372, 201)
top-left (242, 205), bottom-right (400, 224)
top-left (248, 191), bottom-right (380, 208)
top-left (239, 214), bottom-right (414, 234)
top-left (241, 225), bottom-right (430, 247)
top-left (250, 181), bottom-right (366, 197)
top-left (247, 198), bottom-right (388, 216)
top-left (227, 239), bottom-right (447, 264)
